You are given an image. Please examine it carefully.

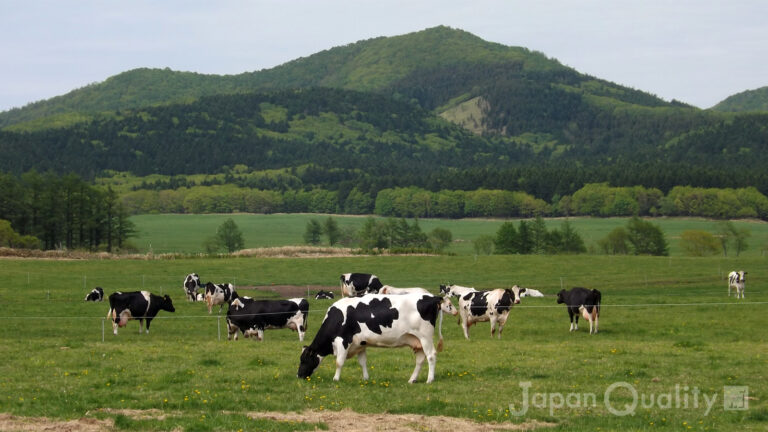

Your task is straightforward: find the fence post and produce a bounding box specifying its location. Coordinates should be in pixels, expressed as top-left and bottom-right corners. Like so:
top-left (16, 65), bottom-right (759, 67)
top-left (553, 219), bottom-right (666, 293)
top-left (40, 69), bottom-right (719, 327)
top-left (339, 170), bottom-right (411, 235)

top-left (101, 318), bottom-right (105, 342)
top-left (217, 315), bottom-right (221, 341)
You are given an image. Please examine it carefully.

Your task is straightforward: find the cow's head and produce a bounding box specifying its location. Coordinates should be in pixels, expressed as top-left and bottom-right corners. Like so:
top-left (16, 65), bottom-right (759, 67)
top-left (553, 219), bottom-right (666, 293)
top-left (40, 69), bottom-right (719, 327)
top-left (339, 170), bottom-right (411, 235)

top-left (297, 346), bottom-right (322, 379)
top-left (508, 285), bottom-right (526, 304)
top-left (556, 289), bottom-right (567, 304)
top-left (162, 295), bottom-right (175, 312)
top-left (440, 296), bottom-right (458, 316)
top-left (439, 285), bottom-right (450, 295)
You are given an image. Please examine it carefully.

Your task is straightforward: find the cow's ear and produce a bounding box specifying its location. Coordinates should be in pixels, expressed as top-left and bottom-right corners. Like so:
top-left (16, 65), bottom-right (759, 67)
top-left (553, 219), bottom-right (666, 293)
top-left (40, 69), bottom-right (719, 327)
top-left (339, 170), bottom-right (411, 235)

top-left (520, 287), bottom-right (526, 293)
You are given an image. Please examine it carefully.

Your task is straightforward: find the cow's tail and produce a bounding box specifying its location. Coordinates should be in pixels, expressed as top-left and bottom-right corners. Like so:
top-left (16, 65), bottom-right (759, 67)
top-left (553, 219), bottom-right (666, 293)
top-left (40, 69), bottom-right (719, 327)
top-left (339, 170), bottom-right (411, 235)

top-left (592, 289), bottom-right (602, 316)
top-left (437, 309), bottom-right (444, 352)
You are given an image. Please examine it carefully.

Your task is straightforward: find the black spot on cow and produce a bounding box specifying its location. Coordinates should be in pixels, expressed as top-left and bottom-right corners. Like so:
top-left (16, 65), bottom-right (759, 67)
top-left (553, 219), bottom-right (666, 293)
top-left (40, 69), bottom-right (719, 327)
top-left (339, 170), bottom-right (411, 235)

top-left (495, 289), bottom-right (514, 314)
top-left (416, 295), bottom-right (443, 326)
top-left (469, 292), bottom-right (489, 316)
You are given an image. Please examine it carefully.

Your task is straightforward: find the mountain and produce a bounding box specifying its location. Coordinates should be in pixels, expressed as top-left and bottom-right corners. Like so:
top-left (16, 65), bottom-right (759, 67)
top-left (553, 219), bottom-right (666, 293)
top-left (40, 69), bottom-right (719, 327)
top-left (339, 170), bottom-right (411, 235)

top-left (712, 86), bottom-right (768, 112)
top-left (0, 26), bottom-right (674, 130)
top-left (2, 26), bottom-right (768, 197)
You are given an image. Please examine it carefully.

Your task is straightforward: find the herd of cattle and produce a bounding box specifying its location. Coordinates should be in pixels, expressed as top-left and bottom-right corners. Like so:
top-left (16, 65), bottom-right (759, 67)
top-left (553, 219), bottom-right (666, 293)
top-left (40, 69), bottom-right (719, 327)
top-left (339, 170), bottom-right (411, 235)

top-left (83, 269), bottom-right (747, 383)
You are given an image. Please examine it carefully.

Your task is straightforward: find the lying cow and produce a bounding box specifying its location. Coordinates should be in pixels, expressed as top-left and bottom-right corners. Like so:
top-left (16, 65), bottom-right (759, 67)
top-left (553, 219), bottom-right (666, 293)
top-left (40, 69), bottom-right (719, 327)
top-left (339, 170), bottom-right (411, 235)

top-left (297, 293), bottom-right (456, 383)
top-left (455, 286), bottom-right (525, 339)
top-left (556, 287), bottom-right (601, 334)
top-left (340, 273), bottom-right (383, 297)
top-left (379, 285), bottom-right (430, 295)
top-left (106, 291), bottom-right (175, 335)
top-left (85, 287), bottom-right (104, 302)
top-left (315, 290), bottom-right (335, 300)
top-left (226, 293), bottom-right (309, 341)
top-left (183, 273), bottom-right (202, 301)
top-left (521, 288), bottom-right (544, 298)
top-left (728, 270), bottom-right (746, 299)
top-left (204, 282), bottom-right (236, 314)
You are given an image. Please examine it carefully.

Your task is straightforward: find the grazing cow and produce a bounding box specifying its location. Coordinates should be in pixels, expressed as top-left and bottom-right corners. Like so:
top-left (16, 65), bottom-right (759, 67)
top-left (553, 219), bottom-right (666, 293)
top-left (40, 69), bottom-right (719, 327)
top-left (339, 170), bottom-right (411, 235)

top-left (183, 273), bottom-right (202, 301)
top-left (204, 282), bottom-right (236, 314)
top-left (728, 271), bottom-right (746, 299)
top-left (521, 288), bottom-right (544, 298)
top-left (297, 293), bottom-right (456, 383)
top-left (106, 291), bottom-right (175, 335)
top-left (84, 287), bottom-right (104, 302)
top-left (340, 273), bottom-right (384, 297)
top-left (315, 290), bottom-right (335, 300)
top-left (455, 286), bottom-right (526, 339)
top-left (226, 293), bottom-right (309, 341)
top-left (556, 287), bottom-right (602, 334)
top-left (379, 285), bottom-right (431, 295)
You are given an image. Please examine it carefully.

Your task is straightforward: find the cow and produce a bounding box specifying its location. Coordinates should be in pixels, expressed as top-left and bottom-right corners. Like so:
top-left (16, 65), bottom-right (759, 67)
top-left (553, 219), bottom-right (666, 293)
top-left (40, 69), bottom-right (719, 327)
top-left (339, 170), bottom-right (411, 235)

top-left (728, 271), bottom-right (746, 299)
top-left (297, 293), bottom-right (456, 383)
top-left (183, 273), bottom-right (202, 301)
top-left (226, 293), bottom-right (309, 341)
top-left (106, 291), bottom-right (175, 335)
top-left (556, 287), bottom-right (601, 334)
top-left (315, 290), bottom-right (335, 300)
top-left (84, 286), bottom-right (104, 302)
top-left (340, 273), bottom-right (384, 297)
top-left (455, 286), bottom-right (525, 339)
top-left (521, 288), bottom-right (544, 298)
top-left (439, 284), bottom-right (477, 298)
top-left (379, 286), bottom-right (431, 295)
top-left (204, 282), bottom-right (236, 314)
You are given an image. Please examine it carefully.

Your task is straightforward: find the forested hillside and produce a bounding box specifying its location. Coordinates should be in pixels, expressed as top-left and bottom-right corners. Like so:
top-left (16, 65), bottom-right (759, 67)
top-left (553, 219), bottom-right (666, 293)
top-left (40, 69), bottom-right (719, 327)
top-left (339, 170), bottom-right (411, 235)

top-left (712, 86), bottom-right (768, 112)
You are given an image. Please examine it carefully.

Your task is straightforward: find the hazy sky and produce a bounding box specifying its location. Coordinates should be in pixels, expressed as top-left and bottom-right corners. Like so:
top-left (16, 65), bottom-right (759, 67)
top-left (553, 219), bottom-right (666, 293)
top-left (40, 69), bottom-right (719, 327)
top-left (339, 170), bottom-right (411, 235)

top-left (1, 0), bottom-right (766, 112)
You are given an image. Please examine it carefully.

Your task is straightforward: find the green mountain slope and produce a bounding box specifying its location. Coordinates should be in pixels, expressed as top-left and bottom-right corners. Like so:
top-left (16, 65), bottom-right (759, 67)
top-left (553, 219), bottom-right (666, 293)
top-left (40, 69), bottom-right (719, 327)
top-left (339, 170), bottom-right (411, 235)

top-left (712, 86), bottom-right (768, 112)
top-left (0, 26), bottom-right (673, 131)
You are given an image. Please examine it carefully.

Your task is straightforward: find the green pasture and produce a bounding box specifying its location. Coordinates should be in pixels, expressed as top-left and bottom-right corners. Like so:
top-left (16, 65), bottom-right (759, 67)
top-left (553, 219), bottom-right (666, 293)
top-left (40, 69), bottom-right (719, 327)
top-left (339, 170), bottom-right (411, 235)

top-left (129, 214), bottom-right (768, 257)
top-left (1, 254), bottom-right (766, 431)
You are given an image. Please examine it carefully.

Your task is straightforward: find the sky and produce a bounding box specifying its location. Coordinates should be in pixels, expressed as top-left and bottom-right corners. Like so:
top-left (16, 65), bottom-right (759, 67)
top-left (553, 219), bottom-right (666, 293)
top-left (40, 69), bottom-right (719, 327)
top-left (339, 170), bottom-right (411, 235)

top-left (1, 0), bottom-right (767, 112)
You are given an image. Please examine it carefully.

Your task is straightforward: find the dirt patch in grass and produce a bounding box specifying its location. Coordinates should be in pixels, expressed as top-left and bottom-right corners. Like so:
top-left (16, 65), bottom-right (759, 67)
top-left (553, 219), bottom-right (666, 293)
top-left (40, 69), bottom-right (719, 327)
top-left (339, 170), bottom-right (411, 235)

top-left (247, 409), bottom-right (555, 431)
top-left (1, 410), bottom-right (554, 431)
top-left (0, 413), bottom-right (113, 432)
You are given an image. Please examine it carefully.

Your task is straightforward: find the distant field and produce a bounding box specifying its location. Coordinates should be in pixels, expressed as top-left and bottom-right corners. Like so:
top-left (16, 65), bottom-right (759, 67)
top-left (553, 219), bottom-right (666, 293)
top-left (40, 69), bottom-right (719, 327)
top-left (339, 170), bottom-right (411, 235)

top-left (1, 254), bottom-right (766, 430)
top-left (130, 213), bottom-right (768, 257)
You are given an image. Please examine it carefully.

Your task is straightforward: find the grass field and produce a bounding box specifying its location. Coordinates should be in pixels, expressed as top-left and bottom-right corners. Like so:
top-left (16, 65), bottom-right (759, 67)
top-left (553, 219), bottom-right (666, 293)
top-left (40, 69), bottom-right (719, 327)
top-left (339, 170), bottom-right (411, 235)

top-left (129, 214), bottom-right (768, 257)
top-left (1, 254), bottom-right (766, 431)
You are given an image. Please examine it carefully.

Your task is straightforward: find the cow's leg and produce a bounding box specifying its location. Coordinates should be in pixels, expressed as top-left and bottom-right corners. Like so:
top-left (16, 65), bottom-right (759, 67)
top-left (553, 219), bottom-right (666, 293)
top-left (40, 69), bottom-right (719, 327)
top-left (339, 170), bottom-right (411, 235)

top-left (594, 312), bottom-right (599, 334)
top-left (416, 338), bottom-right (438, 384)
top-left (568, 310), bottom-right (575, 331)
top-left (497, 314), bottom-right (507, 339)
top-left (357, 350), bottom-right (369, 381)
top-left (332, 341), bottom-right (348, 382)
top-left (409, 349), bottom-right (426, 383)
top-left (460, 311), bottom-right (470, 339)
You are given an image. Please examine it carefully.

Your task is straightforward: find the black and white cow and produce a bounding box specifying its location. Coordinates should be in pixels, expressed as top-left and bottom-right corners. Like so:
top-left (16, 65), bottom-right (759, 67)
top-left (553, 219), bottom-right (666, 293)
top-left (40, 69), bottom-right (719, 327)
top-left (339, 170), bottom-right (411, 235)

top-left (556, 287), bottom-right (601, 334)
top-left (226, 293), bottom-right (309, 341)
top-left (183, 273), bottom-right (202, 301)
top-left (204, 282), bottom-right (236, 314)
top-left (84, 286), bottom-right (104, 302)
top-left (728, 270), bottom-right (746, 299)
top-left (340, 273), bottom-right (384, 297)
top-left (106, 291), bottom-right (175, 335)
top-left (453, 286), bottom-right (525, 339)
top-left (315, 290), bottom-right (335, 300)
top-left (297, 293), bottom-right (457, 383)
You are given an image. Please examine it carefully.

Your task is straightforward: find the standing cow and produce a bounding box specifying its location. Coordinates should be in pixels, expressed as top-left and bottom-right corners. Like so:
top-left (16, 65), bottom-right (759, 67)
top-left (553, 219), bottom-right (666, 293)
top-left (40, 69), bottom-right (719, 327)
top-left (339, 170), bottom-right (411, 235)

top-left (728, 271), bottom-right (746, 299)
top-left (454, 286), bottom-right (525, 339)
top-left (340, 273), bottom-right (384, 297)
top-left (297, 293), bottom-right (456, 383)
top-left (183, 274), bottom-right (202, 301)
top-left (226, 293), bottom-right (309, 341)
top-left (556, 287), bottom-right (601, 334)
top-left (204, 282), bottom-right (236, 313)
top-left (106, 291), bottom-right (175, 335)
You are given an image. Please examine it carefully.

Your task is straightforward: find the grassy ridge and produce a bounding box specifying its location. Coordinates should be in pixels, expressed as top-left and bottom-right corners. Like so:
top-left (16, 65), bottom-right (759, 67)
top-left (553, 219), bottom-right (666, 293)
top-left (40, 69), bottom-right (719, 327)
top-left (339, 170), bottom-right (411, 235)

top-left (1, 255), bottom-right (766, 430)
top-left (130, 214), bottom-right (768, 258)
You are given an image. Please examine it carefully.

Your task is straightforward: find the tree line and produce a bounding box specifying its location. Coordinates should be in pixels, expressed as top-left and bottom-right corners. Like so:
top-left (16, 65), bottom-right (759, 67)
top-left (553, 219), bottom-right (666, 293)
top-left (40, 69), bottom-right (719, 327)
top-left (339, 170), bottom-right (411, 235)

top-left (0, 171), bottom-right (135, 251)
top-left (117, 182), bottom-right (768, 221)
